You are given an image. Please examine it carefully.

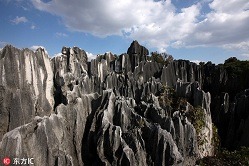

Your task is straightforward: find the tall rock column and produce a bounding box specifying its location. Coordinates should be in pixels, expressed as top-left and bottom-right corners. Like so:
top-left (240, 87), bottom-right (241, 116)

top-left (127, 40), bottom-right (149, 72)
top-left (0, 45), bottom-right (54, 140)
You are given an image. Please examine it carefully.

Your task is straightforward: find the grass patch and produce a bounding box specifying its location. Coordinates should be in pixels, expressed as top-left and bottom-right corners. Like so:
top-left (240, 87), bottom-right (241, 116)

top-left (212, 124), bottom-right (220, 155)
top-left (196, 147), bottom-right (249, 166)
top-left (187, 106), bottom-right (206, 146)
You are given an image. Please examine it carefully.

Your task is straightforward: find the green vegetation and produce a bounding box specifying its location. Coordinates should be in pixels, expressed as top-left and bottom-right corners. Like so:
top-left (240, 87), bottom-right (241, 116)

top-left (157, 57), bottom-right (249, 165)
top-left (158, 86), bottom-right (188, 111)
top-left (188, 106), bottom-right (205, 134)
top-left (224, 57), bottom-right (249, 77)
top-left (197, 147), bottom-right (249, 166)
top-left (223, 57), bottom-right (249, 93)
top-left (158, 86), bottom-right (221, 152)
top-left (187, 106), bottom-right (206, 146)
top-left (212, 124), bottom-right (220, 155)
top-left (138, 118), bottom-right (145, 128)
top-left (158, 86), bottom-right (175, 108)
top-left (158, 86), bottom-right (207, 147)
top-left (149, 52), bottom-right (174, 65)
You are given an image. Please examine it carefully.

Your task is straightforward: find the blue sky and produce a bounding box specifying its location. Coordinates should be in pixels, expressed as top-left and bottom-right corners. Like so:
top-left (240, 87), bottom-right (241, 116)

top-left (0, 0), bottom-right (249, 64)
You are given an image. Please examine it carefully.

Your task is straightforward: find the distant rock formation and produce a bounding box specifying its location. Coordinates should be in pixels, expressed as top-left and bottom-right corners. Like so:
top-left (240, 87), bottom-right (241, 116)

top-left (0, 41), bottom-right (248, 165)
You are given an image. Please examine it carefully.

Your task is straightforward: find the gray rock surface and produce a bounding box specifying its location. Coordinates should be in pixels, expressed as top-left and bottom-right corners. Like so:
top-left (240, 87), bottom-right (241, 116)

top-left (2, 41), bottom-right (243, 166)
top-left (127, 40), bottom-right (149, 72)
top-left (0, 45), bottom-right (54, 140)
top-left (161, 60), bottom-right (202, 87)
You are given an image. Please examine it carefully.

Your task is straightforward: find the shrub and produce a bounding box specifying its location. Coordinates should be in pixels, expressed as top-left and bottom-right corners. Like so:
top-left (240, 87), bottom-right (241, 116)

top-left (187, 106), bottom-right (206, 146)
top-left (212, 124), bottom-right (220, 155)
top-left (224, 58), bottom-right (249, 77)
top-left (158, 86), bottom-right (176, 108)
top-left (188, 106), bottom-right (205, 134)
top-left (150, 52), bottom-right (174, 65)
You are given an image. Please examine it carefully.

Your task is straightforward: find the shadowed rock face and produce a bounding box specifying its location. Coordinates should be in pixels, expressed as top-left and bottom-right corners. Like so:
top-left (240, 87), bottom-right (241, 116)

top-left (127, 40), bottom-right (149, 72)
top-left (0, 41), bottom-right (247, 165)
top-left (201, 62), bottom-right (249, 149)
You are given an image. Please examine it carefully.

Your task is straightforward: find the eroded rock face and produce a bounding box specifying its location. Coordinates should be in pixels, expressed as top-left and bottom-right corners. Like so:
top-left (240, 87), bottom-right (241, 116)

top-left (127, 40), bottom-right (149, 72)
top-left (175, 81), bottom-right (213, 158)
top-left (0, 45), bottom-right (54, 140)
top-left (0, 41), bottom-right (230, 166)
top-left (161, 60), bottom-right (202, 88)
top-left (0, 93), bottom-right (97, 166)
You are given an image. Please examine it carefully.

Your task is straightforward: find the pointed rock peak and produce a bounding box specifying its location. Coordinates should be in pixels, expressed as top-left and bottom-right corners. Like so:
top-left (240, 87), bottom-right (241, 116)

top-left (61, 46), bottom-right (87, 57)
top-left (0, 45), bottom-right (14, 59)
top-left (127, 40), bottom-right (149, 72)
top-left (127, 40), bottom-right (149, 56)
top-left (130, 40), bottom-right (139, 46)
top-left (1, 45), bottom-right (26, 57)
top-left (2, 44), bottom-right (12, 49)
top-left (61, 46), bottom-right (69, 55)
top-left (36, 47), bottom-right (48, 54)
top-left (2, 44), bottom-right (16, 52)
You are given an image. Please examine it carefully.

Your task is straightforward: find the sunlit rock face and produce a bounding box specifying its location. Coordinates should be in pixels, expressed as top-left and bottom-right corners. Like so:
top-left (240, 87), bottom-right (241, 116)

top-left (175, 81), bottom-right (213, 158)
top-left (161, 60), bottom-right (202, 88)
top-left (0, 41), bottom-right (247, 165)
top-left (0, 45), bottom-right (54, 140)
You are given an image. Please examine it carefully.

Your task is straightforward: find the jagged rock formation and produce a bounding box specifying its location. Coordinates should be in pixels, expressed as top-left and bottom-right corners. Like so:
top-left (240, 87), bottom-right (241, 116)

top-left (161, 60), bottom-right (202, 88)
top-left (0, 41), bottom-right (247, 165)
top-left (127, 40), bottom-right (149, 72)
top-left (0, 46), bottom-right (54, 141)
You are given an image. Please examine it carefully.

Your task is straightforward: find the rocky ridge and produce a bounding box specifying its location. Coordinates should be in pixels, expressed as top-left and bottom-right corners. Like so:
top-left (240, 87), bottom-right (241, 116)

top-left (0, 41), bottom-right (248, 165)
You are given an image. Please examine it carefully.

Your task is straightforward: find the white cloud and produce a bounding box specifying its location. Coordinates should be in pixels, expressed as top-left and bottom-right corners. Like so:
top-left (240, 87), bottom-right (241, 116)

top-left (11, 16), bottom-right (28, 24)
top-left (55, 32), bottom-right (68, 37)
top-left (31, 0), bottom-right (249, 54)
top-left (30, 25), bottom-right (36, 29)
top-left (86, 52), bottom-right (96, 61)
top-left (30, 45), bottom-right (42, 50)
top-left (209, 0), bottom-right (249, 13)
top-left (222, 41), bottom-right (249, 58)
top-left (242, 53), bottom-right (249, 58)
top-left (190, 60), bottom-right (201, 64)
top-left (31, 0), bottom-right (199, 51)
top-left (53, 52), bottom-right (62, 57)
top-left (223, 41), bottom-right (249, 50)
top-left (30, 45), bottom-right (48, 54)
top-left (184, 0), bottom-right (249, 48)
